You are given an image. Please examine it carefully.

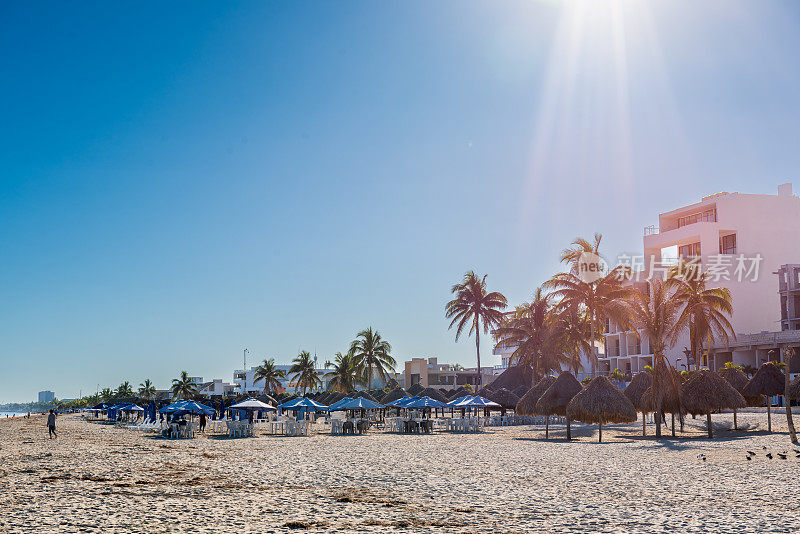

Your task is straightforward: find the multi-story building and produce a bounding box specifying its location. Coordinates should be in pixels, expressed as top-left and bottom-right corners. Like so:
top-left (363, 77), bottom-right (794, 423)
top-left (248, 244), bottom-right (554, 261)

top-left (38, 390), bottom-right (55, 403)
top-left (602, 183), bottom-right (800, 373)
top-left (778, 264), bottom-right (800, 331)
top-left (403, 357), bottom-right (495, 390)
top-left (197, 379), bottom-right (236, 397)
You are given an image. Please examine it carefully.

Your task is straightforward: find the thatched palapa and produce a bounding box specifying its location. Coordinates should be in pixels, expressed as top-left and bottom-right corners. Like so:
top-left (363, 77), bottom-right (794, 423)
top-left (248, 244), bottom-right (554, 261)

top-left (623, 372), bottom-right (652, 436)
top-left (515, 376), bottom-right (556, 416)
top-left (420, 387), bottom-right (449, 404)
top-left (382, 387), bottom-right (408, 404)
top-left (790, 375), bottom-right (800, 400)
top-left (406, 383), bottom-right (424, 396)
top-left (488, 388), bottom-right (520, 411)
top-left (566, 376), bottom-right (636, 442)
top-left (742, 362), bottom-right (786, 432)
top-left (487, 365), bottom-right (534, 391)
top-left (512, 385), bottom-right (529, 399)
top-left (534, 372), bottom-right (583, 439)
top-left (681, 370), bottom-right (746, 438)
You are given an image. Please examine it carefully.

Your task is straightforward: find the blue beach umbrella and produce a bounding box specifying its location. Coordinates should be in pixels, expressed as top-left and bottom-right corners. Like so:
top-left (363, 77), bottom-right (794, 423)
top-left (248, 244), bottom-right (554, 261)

top-left (386, 396), bottom-right (418, 408)
top-left (326, 397), bottom-right (354, 412)
top-left (277, 397), bottom-right (328, 411)
top-left (402, 396), bottom-right (447, 409)
top-left (332, 397), bottom-right (384, 411)
top-left (445, 395), bottom-right (473, 407)
top-left (454, 395), bottom-right (500, 408)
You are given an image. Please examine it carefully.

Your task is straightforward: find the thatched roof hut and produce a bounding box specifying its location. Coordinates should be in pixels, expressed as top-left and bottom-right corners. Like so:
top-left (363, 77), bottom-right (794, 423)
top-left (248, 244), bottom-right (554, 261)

top-left (488, 388), bottom-right (520, 410)
top-left (516, 376), bottom-right (556, 416)
top-left (382, 387), bottom-right (408, 404)
top-left (623, 372), bottom-right (652, 412)
top-left (742, 362), bottom-right (785, 397)
top-left (487, 365), bottom-right (534, 391)
top-left (681, 370), bottom-right (746, 438)
top-left (512, 385), bottom-right (530, 399)
top-left (742, 362), bottom-right (786, 432)
top-left (420, 388), bottom-right (449, 403)
top-left (535, 372), bottom-right (583, 440)
top-left (535, 372), bottom-right (583, 417)
top-left (566, 376), bottom-right (637, 442)
top-left (448, 386), bottom-right (469, 401)
top-left (789, 375), bottom-right (800, 400)
top-left (407, 383), bottom-right (424, 396)
top-left (718, 367), bottom-right (763, 407)
top-left (256, 393), bottom-right (279, 407)
top-left (354, 391), bottom-right (379, 402)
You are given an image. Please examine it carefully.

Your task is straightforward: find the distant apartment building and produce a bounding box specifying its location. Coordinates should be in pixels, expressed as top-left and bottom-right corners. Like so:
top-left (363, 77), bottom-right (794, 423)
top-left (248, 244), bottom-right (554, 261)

top-left (403, 357), bottom-right (495, 390)
top-left (38, 390), bottom-right (55, 403)
top-left (197, 379), bottom-right (236, 397)
top-left (603, 183), bottom-right (800, 374)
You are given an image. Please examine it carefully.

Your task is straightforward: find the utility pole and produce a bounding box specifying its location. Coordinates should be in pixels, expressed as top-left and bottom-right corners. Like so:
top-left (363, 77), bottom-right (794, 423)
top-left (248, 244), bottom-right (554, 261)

top-left (243, 348), bottom-right (249, 391)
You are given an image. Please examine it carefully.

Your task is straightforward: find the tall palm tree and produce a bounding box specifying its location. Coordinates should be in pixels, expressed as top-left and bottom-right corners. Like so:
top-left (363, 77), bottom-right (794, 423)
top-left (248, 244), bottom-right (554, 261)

top-left (545, 270), bottom-right (632, 377)
top-left (171, 370), bottom-right (199, 400)
top-left (349, 327), bottom-right (395, 389)
top-left (253, 358), bottom-right (286, 395)
top-left (289, 351), bottom-right (321, 396)
top-left (549, 305), bottom-right (593, 375)
top-left (116, 381), bottom-right (134, 398)
top-left (494, 288), bottom-right (566, 380)
top-left (627, 279), bottom-right (682, 437)
top-left (100, 388), bottom-right (114, 401)
top-left (324, 351), bottom-right (362, 393)
top-left (445, 271), bottom-right (508, 389)
top-left (138, 379), bottom-right (156, 401)
top-left (667, 262), bottom-right (734, 370)
top-left (560, 233), bottom-right (603, 274)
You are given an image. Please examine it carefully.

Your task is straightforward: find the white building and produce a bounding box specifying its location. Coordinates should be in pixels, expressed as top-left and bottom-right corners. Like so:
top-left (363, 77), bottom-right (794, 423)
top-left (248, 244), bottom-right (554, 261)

top-left (197, 379), bottom-right (236, 397)
top-left (602, 183), bottom-right (800, 374)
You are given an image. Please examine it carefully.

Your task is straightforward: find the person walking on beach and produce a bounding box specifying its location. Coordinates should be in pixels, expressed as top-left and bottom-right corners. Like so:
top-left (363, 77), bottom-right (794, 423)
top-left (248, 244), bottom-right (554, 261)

top-left (47, 409), bottom-right (57, 439)
top-left (199, 412), bottom-right (207, 433)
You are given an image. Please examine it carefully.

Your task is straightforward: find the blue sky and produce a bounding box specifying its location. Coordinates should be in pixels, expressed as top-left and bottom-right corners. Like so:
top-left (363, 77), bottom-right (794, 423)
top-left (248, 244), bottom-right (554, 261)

top-left (2, 1), bottom-right (799, 402)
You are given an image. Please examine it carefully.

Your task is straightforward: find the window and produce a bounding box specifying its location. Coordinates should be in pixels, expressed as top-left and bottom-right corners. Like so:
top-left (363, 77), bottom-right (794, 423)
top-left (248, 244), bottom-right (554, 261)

top-left (719, 234), bottom-right (736, 255)
top-left (678, 242), bottom-right (701, 258)
top-left (678, 208), bottom-right (716, 228)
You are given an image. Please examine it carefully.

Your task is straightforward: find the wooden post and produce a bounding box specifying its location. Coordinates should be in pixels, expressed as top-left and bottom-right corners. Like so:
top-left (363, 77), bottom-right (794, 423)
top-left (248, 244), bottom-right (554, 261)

top-left (733, 409), bottom-right (737, 430)
top-left (642, 412), bottom-right (646, 436)
top-left (545, 416), bottom-right (549, 439)
top-left (706, 412), bottom-right (713, 438)
top-left (768, 396), bottom-right (772, 432)
top-left (671, 413), bottom-right (675, 437)
top-left (598, 422), bottom-right (602, 443)
top-left (566, 417), bottom-right (571, 440)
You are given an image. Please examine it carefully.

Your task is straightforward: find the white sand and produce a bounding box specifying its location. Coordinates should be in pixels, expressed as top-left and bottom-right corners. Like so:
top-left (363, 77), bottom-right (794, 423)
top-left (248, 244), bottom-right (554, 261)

top-left (1, 410), bottom-right (799, 533)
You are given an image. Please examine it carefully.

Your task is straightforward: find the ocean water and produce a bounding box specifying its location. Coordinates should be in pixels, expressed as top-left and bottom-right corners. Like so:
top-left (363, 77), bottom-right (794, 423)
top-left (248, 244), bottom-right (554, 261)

top-left (0, 412), bottom-right (27, 418)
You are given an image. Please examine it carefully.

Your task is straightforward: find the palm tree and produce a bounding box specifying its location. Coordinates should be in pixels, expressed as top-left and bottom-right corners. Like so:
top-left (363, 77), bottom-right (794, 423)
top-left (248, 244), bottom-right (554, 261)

top-left (667, 262), bottom-right (734, 370)
top-left (626, 279), bottom-right (682, 437)
top-left (494, 288), bottom-right (566, 380)
top-left (289, 351), bottom-right (321, 396)
top-left (785, 346), bottom-right (797, 443)
top-left (100, 388), bottom-right (114, 401)
top-left (545, 270), bottom-right (632, 377)
top-left (349, 327), bottom-right (396, 390)
top-left (610, 368), bottom-right (624, 384)
top-left (171, 371), bottom-right (198, 400)
top-left (550, 305), bottom-right (593, 375)
top-left (138, 379), bottom-right (156, 401)
top-left (253, 358), bottom-right (286, 395)
top-left (324, 352), bottom-right (362, 393)
top-left (116, 381), bottom-right (134, 398)
top-left (560, 233), bottom-right (603, 274)
top-left (445, 271), bottom-right (508, 389)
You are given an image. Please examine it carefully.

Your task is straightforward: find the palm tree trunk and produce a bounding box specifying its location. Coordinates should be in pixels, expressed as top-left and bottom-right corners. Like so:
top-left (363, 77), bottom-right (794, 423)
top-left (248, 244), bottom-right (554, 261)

top-left (671, 413), bottom-right (675, 437)
top-left (655, 411), bottom-right (662, 438)
top-left (475, 317), bottom-right (482, 390)
top-left (785, 347), bottom-right (797, 443)
top-left (733, 409), bottom-right (738, 430)
top-left (589, 308), bottom-right (596, 378)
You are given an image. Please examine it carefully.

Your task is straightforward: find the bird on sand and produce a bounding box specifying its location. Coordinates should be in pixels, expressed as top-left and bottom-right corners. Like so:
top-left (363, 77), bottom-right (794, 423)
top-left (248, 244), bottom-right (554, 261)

top-left (766, 453), bottom-right (773, 459)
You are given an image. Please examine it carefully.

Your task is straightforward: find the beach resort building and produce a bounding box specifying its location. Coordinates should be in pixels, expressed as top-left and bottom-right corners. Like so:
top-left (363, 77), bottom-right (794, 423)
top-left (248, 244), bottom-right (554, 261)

top-left (601, 183), bottom-right (800, 375)
top-left (38, 390), bottom-right (55, 403)
top-left (233, 365), bottom-right (331, 395)
top-left (197, 379), bottom-right (236, 398)
top-left (402, 357), bottom-right (496, 390)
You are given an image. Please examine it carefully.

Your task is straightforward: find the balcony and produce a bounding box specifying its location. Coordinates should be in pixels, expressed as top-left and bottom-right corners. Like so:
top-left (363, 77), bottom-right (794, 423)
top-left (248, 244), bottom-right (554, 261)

top-left (644, 225), bottom-right (659, 236)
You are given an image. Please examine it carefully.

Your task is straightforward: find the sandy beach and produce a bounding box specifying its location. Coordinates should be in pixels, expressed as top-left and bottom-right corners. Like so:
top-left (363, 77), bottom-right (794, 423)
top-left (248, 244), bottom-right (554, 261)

top-left (1, 411), bottom-right (799, 533)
